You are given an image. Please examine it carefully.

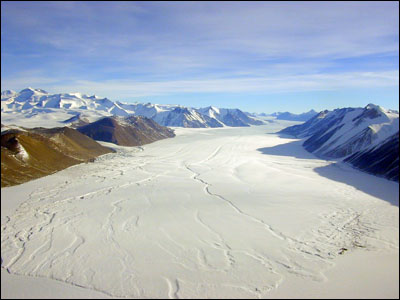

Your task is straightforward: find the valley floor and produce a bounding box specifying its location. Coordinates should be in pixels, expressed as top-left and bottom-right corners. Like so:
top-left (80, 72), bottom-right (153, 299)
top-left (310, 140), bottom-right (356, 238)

top-left (1, 122), bottom-right (399, 298)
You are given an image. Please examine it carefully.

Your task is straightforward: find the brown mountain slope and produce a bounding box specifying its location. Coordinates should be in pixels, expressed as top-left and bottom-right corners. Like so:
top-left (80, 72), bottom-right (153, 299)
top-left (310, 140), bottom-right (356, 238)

top-left (1, 127), bottom-right (113, 187)
top-left (77, 115), bottom-right (175, 146)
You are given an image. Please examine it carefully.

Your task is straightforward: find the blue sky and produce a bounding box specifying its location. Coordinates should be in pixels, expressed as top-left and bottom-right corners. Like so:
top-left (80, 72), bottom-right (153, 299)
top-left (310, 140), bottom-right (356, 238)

top-left (1, 1), bottom-right (398, 113)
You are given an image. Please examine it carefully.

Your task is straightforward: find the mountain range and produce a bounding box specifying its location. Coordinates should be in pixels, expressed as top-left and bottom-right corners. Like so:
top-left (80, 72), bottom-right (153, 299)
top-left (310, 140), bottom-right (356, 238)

top-left (280, 104), bottom-right (399, 181)
top-left (1, 88), bottom-right (264, 128)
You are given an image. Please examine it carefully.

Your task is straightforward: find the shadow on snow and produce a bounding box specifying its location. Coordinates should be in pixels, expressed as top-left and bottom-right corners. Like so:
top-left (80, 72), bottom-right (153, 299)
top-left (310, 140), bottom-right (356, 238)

top-left (257, 138), bottom-right (399, 207)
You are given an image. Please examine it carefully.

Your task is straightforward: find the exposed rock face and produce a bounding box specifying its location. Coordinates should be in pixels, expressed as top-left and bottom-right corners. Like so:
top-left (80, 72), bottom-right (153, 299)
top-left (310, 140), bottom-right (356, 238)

top-left (77, 115), bottom-right (175, 146)
top-left (344, 132), bottom-right (399, 182)
top-left (1, 127), bottom-right (113, 187)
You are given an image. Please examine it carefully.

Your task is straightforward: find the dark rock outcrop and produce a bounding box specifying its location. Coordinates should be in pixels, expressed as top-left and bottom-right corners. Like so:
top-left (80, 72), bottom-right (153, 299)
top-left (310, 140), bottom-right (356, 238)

top-left (77, 115), bottom-right (175, 146)
top-left (344, 132), bottom-right (399, 182)
top-left (1, 127), bottom-right (113, 187)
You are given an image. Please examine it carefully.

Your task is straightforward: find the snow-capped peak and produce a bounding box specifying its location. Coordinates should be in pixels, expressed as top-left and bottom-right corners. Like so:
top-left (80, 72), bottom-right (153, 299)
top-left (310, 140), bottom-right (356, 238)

top-left (69, 92), bottom-right (84, 98)
top-left (316, 110), bottom-right (329, 119)
top-left (365, 103), bottom-right (383, 110)
top-left (19, 87), bottom-right (48, 94)
top-left (1, 90), bottom-right (17, 100)
top-left (1, 90), bottom-right (16, 96)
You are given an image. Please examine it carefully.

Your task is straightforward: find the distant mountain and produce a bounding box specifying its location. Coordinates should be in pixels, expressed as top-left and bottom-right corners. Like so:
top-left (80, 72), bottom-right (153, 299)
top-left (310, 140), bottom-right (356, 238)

top-left (1, 90), bottom-right (17, 99)
top-left (154, 107), bottom-right (223, 128)
top-left (61, 113), bottom-right (91, 128)
top-left (1, 88), bottom-right (117, 112)
top-left (267, 109), bottom-right (318, 121)
top-left (197, 106), bottom-right (264, 127)
top-left (77, 115), bottom-right (175, 146)
top-left (1, 126), bottom-right (113, 187)
top-left (279, 104), bottom-right (399, 181)
top-left (1, 88), bottom-right (263, 128)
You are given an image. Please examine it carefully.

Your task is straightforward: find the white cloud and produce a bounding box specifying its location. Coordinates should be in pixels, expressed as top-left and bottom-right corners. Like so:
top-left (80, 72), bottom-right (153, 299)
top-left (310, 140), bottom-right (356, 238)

top-left (4, 70), bottom-right (396, 100)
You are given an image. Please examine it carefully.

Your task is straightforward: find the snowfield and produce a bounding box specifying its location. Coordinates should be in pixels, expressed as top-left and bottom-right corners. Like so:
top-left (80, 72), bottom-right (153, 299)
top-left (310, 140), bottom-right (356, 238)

top-left (1, 122), bottom-right (399, 298)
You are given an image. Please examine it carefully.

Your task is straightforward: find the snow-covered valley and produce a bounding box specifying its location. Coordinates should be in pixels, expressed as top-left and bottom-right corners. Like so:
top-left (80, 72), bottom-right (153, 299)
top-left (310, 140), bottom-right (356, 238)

top-left (1, 122), bottom-right (399, 298)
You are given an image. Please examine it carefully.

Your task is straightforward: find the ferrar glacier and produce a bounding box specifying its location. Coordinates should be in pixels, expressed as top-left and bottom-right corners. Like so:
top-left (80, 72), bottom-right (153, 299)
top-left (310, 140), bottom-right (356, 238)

top-left (1, 122), bottom-right (399, 298)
